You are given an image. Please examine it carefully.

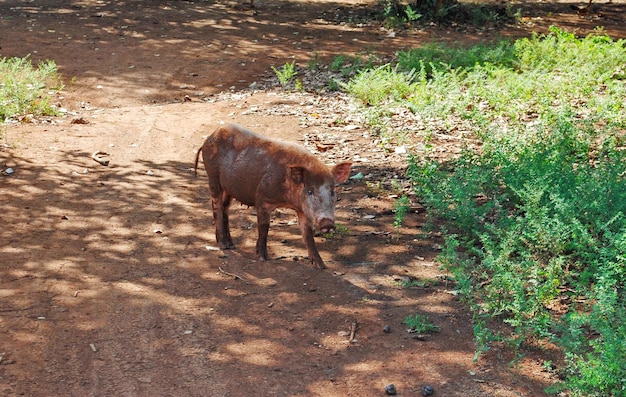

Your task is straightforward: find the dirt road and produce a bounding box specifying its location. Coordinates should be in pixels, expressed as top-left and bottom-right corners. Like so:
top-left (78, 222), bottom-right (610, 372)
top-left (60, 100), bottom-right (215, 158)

top-left (2, 0), bottom-right (624, 395)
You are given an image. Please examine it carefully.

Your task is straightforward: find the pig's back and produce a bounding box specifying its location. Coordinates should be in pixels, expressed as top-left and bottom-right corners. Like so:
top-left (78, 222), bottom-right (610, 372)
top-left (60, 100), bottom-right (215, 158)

top-left (210, 125), bottom-right (316, 206)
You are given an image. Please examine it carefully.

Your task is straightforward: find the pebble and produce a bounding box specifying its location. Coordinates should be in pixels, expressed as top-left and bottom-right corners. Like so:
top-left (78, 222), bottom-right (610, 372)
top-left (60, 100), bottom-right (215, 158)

top-left (383, 325), bottom-right (392, 333)
top-left (384, 384), bottom-right (397, 395)
top-left (421, 385), bottom-right (434, 396)
top-left (4, 167), bottom-right (14, 175)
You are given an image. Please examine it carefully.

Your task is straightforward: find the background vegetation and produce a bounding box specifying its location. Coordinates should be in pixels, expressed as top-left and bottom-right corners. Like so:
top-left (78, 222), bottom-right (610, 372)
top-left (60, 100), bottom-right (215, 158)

top-left (340, 27), bottom-right (626, 396)
top-left (376, 0), bottom-right (518, 29)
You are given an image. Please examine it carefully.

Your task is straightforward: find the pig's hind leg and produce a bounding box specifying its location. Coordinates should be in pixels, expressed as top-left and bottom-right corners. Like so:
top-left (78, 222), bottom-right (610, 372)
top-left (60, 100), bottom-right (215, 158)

top-left (209, 182), bottom-right (235, 250)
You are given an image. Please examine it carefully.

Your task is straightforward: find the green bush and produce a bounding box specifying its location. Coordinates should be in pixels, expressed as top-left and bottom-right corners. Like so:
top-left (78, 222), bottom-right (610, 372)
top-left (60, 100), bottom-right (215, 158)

top-left (410, 107), bottom-right (626, 395)
top-left (0, 56), bottom-right (63, 121)
top-left (343, 27), bottom-right (626, 396)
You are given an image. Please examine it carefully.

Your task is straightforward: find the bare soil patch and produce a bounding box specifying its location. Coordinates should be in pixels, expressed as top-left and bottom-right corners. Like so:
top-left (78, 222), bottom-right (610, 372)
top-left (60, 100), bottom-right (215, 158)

top-left (1, 1), bottom-right (624, 396)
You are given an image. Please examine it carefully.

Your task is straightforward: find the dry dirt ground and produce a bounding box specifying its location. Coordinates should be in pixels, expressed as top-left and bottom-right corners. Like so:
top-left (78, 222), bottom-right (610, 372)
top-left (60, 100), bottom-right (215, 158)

top-left (1, 1), bottom-right (625, 396)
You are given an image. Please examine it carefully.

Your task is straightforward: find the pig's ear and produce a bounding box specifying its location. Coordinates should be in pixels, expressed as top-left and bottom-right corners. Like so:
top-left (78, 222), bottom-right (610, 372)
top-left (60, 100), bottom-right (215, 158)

top-left (289, 166), bottom-right (306, 185)
top-left (332, 162), bottom-right (352, 183)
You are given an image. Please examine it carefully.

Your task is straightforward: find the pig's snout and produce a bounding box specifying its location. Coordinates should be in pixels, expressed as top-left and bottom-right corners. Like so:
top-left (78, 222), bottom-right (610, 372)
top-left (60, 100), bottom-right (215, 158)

top-left (318, 218), bottom-right (336, 235)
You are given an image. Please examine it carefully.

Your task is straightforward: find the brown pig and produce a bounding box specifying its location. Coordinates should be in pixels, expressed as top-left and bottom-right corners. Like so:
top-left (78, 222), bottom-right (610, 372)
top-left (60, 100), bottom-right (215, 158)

top-left (194, 124), bottom-right (352, 269)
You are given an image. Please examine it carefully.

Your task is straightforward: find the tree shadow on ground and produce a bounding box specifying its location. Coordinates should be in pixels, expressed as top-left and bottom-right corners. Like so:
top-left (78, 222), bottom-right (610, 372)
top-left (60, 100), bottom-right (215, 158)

top-left (0, 148), bottom-right (557, 395)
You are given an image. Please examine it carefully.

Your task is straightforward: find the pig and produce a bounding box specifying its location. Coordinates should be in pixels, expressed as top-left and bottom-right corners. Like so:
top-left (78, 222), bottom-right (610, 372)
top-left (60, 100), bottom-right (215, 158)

top-left (194, 124), bottom-right (352, 269)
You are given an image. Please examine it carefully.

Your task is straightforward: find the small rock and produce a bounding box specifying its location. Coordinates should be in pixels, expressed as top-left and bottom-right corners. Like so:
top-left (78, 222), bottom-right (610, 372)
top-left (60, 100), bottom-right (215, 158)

top-left (421, 385), bottom-right (434, 396)
top-left (383, 325), bottom-right (392, 333)
top-left (71, 117), bottom-right (89, 124)
top-left (384, 384), bottom-right (397, 395)
top-left (394, 146), bottom-right (407, 154)
top-left (4, 167), bottom-right (14, 175)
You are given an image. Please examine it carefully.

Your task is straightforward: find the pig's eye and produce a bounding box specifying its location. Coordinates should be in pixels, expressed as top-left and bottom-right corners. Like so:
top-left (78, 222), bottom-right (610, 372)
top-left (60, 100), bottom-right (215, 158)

top-left (307, 188), bottom-right (314, 196)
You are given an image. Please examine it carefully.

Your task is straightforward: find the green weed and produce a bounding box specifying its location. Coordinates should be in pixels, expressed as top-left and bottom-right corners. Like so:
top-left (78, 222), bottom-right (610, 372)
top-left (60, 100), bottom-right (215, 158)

top-left (403, 313), bottom-right (440, 333)
top-left (0, 56), bottom-right (63, 121)
top-left (342, 64), bottom-right (415, 106)
top-left (393, 194), bottom-right (410, 229)
top-left (271, 60), bottom-right (298, 90)
top-left (307, 52), bottom-right (321, 71)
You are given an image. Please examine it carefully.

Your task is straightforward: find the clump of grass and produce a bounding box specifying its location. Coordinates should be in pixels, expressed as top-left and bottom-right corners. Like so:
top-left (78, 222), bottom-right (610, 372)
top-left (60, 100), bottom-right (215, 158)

top-left (403, 313), bottom-right (440, 333)
top-left (0, 56), bottom-right (63, 121)
top-left (397, 40), bottom-right (517, 77)
top-left (342, 64), bottom-right (415, 106)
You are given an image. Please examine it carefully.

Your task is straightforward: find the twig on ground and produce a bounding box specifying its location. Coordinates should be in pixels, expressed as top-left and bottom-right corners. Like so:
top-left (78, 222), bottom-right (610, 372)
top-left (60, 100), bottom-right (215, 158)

top-left (218, 267), bottom-right (246, 282)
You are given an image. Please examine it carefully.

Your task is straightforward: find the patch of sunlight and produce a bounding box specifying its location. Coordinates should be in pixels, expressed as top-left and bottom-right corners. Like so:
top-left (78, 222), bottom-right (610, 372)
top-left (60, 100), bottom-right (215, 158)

top-left (345, 360), bottom-right (385, 372)
top-left (224, 339), bottom-right (287, 366)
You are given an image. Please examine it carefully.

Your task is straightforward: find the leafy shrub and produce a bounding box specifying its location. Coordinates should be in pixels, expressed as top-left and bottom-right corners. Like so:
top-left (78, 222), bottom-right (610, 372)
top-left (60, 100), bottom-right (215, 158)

top-left (272, 60), bottom-right (300, 90)
top-left (349, 28), bottom-right (626, 396)
top-left (0, 56), bottom-right (63, 121)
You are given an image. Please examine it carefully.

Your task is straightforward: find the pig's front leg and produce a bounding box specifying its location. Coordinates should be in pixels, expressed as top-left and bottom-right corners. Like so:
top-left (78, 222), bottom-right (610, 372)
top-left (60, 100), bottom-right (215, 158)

top-left (297, 212), bottom-right (326, 269)
top-left (256, 205), bottom-right (272, 261)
